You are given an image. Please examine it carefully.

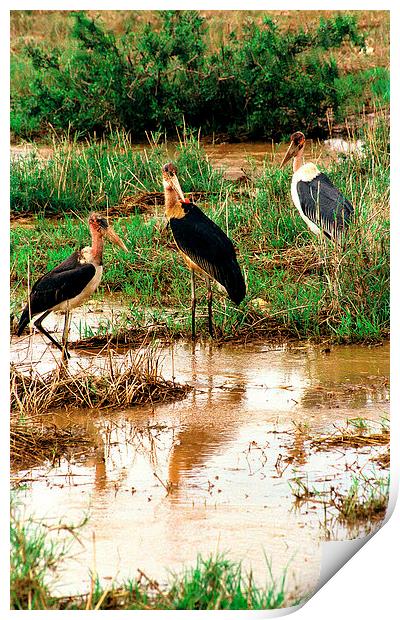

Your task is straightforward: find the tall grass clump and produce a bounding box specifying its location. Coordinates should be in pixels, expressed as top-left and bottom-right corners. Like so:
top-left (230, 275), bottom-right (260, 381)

top-left (10, 130), bottom-right (225, 215)
top-left (334, 475), bottom-right (389, 525)
top-left (10, 500), bottom-right (70, 610)
top-left (317, 118), bottom-right (389, 341)
top-left (163, 555), bottom-right (288, 610)
top-left (11, 10), bottom-right (369, 141)
top-left (11, 346), bottom-right (188, 416)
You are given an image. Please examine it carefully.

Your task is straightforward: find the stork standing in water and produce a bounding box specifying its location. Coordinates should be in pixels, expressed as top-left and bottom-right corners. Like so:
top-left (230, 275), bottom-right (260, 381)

top-left (280, 131), bottom-right (353, 242)
top-left (17, 212), bottom-right (128, 359)
top-left (162, 162), bottom-right (246, 339)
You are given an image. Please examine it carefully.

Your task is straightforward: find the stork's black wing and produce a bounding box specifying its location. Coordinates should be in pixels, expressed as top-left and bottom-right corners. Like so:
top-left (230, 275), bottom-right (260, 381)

top-left (27, 250), bottom-right (82, 295)
top-left (45, 250), bottom-right (82, 275)
top-left (297, 173), bottom-right (353, 240)
top-left (169, 203), bottom-right (246, 304)
top-left (17, 252), bottom-right (95, 334)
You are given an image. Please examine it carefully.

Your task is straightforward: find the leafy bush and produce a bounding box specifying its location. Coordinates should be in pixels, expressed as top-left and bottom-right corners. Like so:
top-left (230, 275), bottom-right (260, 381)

top-left (334, 66), bottom-right (389, 121)
top-left (11, 11), bottom-right (367, 140)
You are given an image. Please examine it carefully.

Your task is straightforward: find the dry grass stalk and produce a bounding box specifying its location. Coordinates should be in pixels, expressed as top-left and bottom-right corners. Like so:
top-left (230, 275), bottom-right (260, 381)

top-left (11, 422), bottom-right (92, 470)
top-left (371, 447), bottom-right (390, 469)
top-left (107, 189), bottom-right (245, 218)
top-left (10, 349), bottom-right (189, 416)
top-left (70, 325), bottom-right (180, 349)
top-left (310, 427), bottom-right (389, 450)
top-left (258, 245), bottom-right (321, 275)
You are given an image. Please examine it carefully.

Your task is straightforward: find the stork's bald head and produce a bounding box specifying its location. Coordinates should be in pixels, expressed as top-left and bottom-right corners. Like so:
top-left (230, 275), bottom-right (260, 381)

top-left (280, 131), bottom-right (306, 168)
top-left (162, 162), bottom-right (186, 202)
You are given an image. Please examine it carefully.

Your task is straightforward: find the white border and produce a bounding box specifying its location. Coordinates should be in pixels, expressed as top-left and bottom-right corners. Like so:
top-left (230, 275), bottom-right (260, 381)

top-left (3, 2), bottom-right (398, 619)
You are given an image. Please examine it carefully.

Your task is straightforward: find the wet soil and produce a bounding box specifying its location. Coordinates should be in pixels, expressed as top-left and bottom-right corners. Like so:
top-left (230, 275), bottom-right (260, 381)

top-left (11, 335), bottom-right (389, 600)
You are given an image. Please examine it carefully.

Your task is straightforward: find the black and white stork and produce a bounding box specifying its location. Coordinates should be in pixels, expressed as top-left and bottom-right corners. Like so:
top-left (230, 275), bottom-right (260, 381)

top-left (17, 212), bottom-right (128, 359)
top-left (162, 162), bottom-right (246, 339)
top-left (280, 131), bottom-right (353, 242)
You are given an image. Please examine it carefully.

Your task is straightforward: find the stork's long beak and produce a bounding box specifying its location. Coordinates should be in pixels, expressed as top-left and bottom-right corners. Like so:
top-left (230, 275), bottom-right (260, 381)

top-left (170, 175), bottom-right (186, 202)
top-left (105, 226), bottom-right (128, 252)
top-left (280, 141), bottom-right (299, 169)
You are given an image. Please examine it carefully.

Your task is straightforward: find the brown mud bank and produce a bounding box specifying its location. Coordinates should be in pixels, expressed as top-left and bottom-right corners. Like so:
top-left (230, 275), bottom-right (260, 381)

top-left (11, 338), bottom-right (389, 599)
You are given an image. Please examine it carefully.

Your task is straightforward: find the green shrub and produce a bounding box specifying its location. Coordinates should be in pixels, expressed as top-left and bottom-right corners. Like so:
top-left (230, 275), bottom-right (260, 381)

top-left (334, 66), bottom-right (389, 120)
top-left (11, 11), bottom-right (367, 140)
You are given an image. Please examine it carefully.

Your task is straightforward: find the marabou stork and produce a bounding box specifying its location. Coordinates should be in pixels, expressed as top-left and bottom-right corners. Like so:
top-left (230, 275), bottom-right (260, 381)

top-left (17, 212), bottom-right (128, 359)
top-left (162, 162), bottom-right (246, 339)
top-left (280, 131), bottom-right (353, 242)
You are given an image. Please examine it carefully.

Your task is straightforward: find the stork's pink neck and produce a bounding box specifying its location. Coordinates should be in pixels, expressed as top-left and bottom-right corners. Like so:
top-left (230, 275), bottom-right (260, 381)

top-left (90, 229), bottom-right (104, 264)
top-left (163, 184), bottom-right (179, 212)
top-left (293, 148), bottom-right (304, 173)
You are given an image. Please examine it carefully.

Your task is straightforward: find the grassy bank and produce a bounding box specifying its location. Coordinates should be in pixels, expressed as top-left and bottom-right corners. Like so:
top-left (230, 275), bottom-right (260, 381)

top-left (10, 502), bottom-right (292, 610)
top-left (10, 115), bottom-right (389, 343)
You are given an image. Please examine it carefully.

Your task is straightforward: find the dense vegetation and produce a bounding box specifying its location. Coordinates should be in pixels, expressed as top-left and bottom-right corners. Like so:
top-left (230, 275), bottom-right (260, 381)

top-left (10, 118), bottom-right (389, 343)
top-left (10, 10), bottom-right (388, 141)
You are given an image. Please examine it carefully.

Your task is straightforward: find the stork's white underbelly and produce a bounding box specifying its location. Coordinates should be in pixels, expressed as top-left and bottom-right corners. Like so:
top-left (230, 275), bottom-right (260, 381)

top-left (52, 265), bottom-right (103, 313)
top-left (290, 177), bottom-right (321, 237)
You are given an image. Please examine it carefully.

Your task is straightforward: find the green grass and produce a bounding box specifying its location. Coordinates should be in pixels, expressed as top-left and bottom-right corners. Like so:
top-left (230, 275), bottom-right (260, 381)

top-left (10, 130), bottom-right (225, 216)
top-left (10, 117), bottom-right (389, 342)
top-left (10, 502), bottom-right (293, 610)
top-left (335, 474), bottom-right (390, 524)
top-left (319, 472), bottom-right (390, 537)
top-left (10, 500), bottom-right (71, 609)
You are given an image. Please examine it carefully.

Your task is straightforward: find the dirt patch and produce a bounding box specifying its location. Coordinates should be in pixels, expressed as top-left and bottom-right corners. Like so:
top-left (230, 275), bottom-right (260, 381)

top-left (67, 315), bottom-right (319, 350)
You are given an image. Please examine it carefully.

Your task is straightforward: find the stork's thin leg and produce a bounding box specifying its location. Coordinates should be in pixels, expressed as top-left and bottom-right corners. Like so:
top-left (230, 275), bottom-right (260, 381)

top-left (61, 309), bottom-right (71, 361)
top-left (34, 311), bottom-right (62, 351)
top-left (206, 277), bottom-right (213, 338)
top-left (34, 310), bottom-right (70, 359)
top-left (190, 269), bottom-right (196, 341)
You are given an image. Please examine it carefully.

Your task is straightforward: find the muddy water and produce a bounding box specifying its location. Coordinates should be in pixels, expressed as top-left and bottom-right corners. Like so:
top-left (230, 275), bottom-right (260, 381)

top-left (12, 339), bottom-right (389, 599)
top-left (204, 139), bottom-right (339, 180)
